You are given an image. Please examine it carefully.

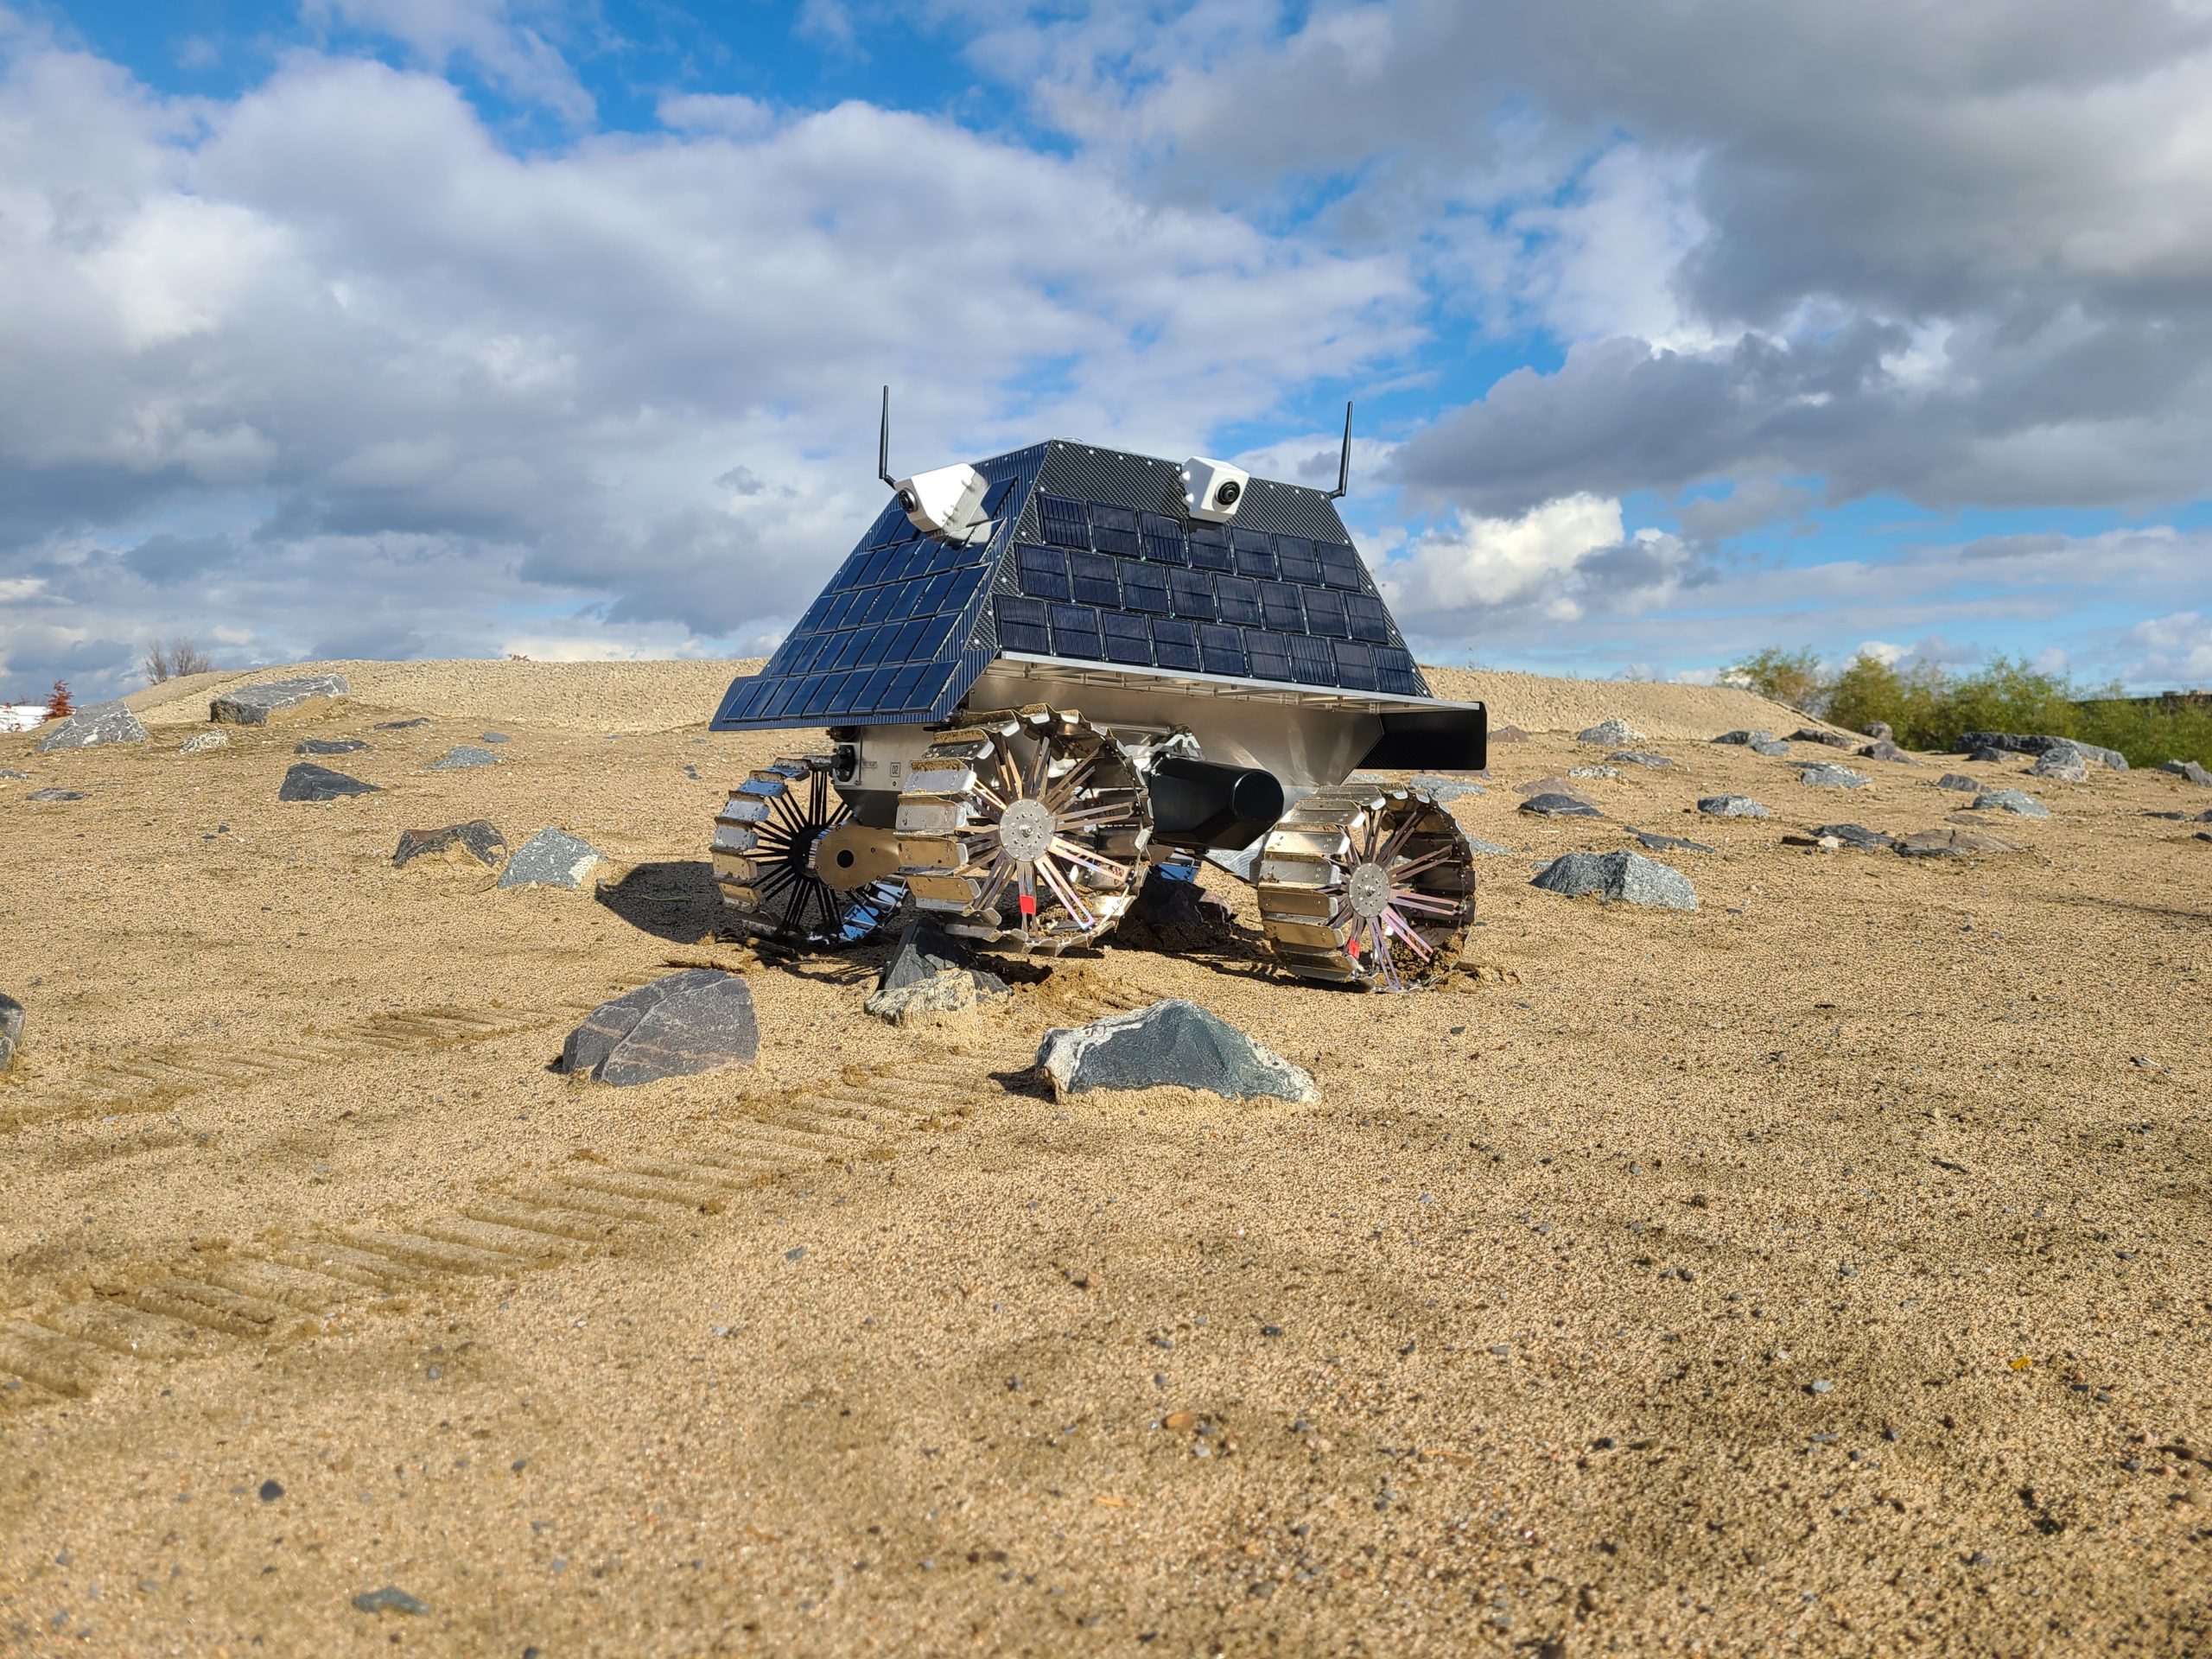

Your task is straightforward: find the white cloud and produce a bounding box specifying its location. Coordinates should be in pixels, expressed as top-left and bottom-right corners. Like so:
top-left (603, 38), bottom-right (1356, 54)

top-left (302, 0), bottom-right (594, 123)
top-left (2118, 611), bottom-right (2212, 686)
top-left (1385, 493), bottom-right (1626, 618)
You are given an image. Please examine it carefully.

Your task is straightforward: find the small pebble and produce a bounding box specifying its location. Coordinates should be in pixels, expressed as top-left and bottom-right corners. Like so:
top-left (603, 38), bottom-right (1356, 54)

top-left (257, 1480), bottom-right (283, 1503)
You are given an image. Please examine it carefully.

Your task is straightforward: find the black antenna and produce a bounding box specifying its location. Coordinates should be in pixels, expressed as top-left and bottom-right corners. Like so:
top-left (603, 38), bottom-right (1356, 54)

top-left (1325, 401), bottom-right (1353, 499)
top-left (876, 385), bottom-right (894, 487)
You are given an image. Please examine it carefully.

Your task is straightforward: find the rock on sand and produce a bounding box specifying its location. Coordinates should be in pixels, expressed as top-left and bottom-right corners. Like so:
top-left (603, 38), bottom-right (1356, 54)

top-left (2160, 759), bottom-right (2212, 786)
top-left (1530, 849), bottom-right (1698, 911)
top-left (1896, 827), bottom-right (2017, 858)
top-left (1036, 999), bottom-right (1314, 1103)
top-left (0, 991), bottom-right (22, 1071)
top-left (211, 674), bottom-right (350, 726)
top-left (1972, 789), bottom-right (2049, 818)
top-left (498, 828), bottom-right (605, 888)
top-left (393, 821), bottom-right (507, 870)
top-left (277, 763), bottom-right (379, 803)
top-left (563, 969), bottom-right (759, 1085)
top-left (1698, 795), bottom-right (1769, 818)
top-left (35, 702), bottom-right (149, 752)
top-left (1576, 716), bottom-right (1642, 746)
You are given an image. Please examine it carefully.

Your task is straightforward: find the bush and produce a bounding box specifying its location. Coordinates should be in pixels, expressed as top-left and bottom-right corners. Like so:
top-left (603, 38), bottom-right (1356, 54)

top-left (43, 679), bottom-right (72, 719)
top-left (144, 639), bottom-right (217, 683)
top-left (1723, 646), bottom-right (2210, 768)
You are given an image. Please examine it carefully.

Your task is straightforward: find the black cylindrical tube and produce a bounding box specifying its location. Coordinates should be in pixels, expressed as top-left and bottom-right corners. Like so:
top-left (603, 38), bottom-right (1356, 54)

top-left (1146, 755), bottom-right (1285, 851)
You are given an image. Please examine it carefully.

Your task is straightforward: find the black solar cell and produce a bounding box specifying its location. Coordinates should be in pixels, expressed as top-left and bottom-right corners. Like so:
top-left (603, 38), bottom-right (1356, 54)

top-left (1122, 563), bottom-right (1169, 613)
top-left (1101, 611), bottom-right (1152, 665)
top-left (1050, 603), bottom-right (1103, 659)
top-left (1198, 624), bottom-right (1247, 677)
top-left (995, 594), bottom-right (1050, 653)
top-left (1246, 631), bottom-right (1293, 682)
top-left (1318, 543), bottom-right (1363, 590)
top-left (1332, 639), bottom-right (1377, 690)
top-left (1259, 582), bottom-right (1305, 631)
top-left (1153, 617), bottom-right (1201, 671)
top-left (1216, 575), bottom-right (1262, 626)
top-left (1186, 524), bottom-right (1232, 571)
top-left (1302, 588), bottom-right (1349, 638)
top-left (1038, 494), bottom-right (1089, 550)
top-left (1015, 543), bottom-right (1071, 601)
top-left (1287, 634), bottom-right (1337, 685)
top-left (1169, 569), bottom-right (1216, 620)
top-left (1069, 550), bottom-right (1121, 607)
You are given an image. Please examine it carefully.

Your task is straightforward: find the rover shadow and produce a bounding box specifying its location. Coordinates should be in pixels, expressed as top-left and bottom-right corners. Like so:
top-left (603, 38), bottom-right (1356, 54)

top-left (594, 860), bottom-right (722, 944)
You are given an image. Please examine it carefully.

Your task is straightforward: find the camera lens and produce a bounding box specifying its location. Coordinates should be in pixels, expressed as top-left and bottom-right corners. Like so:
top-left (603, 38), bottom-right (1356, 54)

top-left (1214, 480), bottom-right (1242, 507)
top-left (896, 488), bottom-right (918, 512)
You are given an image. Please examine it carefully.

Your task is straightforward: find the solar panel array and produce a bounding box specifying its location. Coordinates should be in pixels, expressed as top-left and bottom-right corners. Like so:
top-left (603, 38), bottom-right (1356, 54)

top-left (710, 472), bottom-right (1025, 728)
top-left (712, 438), bottom-right (1431, 734)
top-left (991, 494), bottom-right (1422, 695)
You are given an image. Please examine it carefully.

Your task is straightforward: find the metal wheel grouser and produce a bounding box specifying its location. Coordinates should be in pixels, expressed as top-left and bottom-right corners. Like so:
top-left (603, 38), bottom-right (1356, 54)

top-left (1255, 784), bottom-right (1476, 989)
top-left (893, 706), bottom-right (1152, 953)
top-left (711, 756), bottom-right (906, 948)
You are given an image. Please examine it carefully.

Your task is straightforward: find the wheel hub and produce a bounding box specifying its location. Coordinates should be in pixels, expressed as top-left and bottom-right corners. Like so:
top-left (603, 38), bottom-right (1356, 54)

top-left (998, 798), bottom-right (1056, 861)
top-left (1347, 861), bottom-right (1392, 919)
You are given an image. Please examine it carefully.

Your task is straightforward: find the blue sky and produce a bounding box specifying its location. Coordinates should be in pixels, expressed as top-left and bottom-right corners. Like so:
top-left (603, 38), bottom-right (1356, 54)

top-left (4, 0), bottom-right (2211, 700)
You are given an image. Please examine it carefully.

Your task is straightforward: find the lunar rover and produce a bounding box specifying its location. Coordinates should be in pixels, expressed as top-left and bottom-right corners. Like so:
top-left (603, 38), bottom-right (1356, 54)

top-left (708, 396), bottom-right (1487, 990)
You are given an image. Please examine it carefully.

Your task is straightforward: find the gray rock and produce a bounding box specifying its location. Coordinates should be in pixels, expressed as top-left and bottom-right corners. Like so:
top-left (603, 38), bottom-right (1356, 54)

top-left (1713, 730), bottom-right (1772, 746)
top-left (480, 732), bottom-right (511, 743)
top-left (1859, 740), bottom-right (1914, 764)
top-left (296, 737), bottom-right (367, 755)
top-left (1608, 751), bottom-right (1675, 768)
top-left (2198, 831), bottom-right (2212, 844)
top-left (278, 762), bottom-right (379, 803)
top-left (1034, 999), bottom-right (1314, 1103)
top-left (1864, 721), bottom-right (1894, 741)
top-left (1789, 728), bottom-right (1856, 749)
top-left (1936, 772), bottom-right (1979, 791)
top-left (1961, 731), bottom-right (2126, 770)
top-left (352, 1586), bottom-right (429, 1617)
top-left (2159, 759), bottom-right (2212, 786)
top-left (562, 969), bottom-right (759, 1085)
top-left (1489, 724), bottom-right (1531, 744)
top-left (0, 991), bottom-right (22, 1071)
top-left (393, 821), bottom-right (507, 870)
top-left (210, 674), bottom-right (349, 726)
top-left (1464, 836), bottom-right (1516, 855)
top-left (865, 969), bottom-right (1009, 1027)
top-left (879, 914), bottom-right (1010, 998)
top-left (1576, 716), bottom-right (1643, 746)
top-left (25, 787), bottom-right (86, 802)
top-left (1408, 772), bottom-right (1485, 801)
top-left (1567, 765), bottom-right (1619, 780)
top-left (0, 767), bottom-right (26, 779)
top-left (2025, 749), bottom-right (2088, 783)
top-left (1808, 823), bottom-right (1895, 850)
top-left (1971, 789), bottom-right (2049, 818)
top-left (1626, 829), bottom-right (1717, 855)
top-left (372, 717), bottom-right (429, 729)
top-left (498, 828), bottom-right (605, 888)
top-left (35, 702), bottom-right (149, 751)
top-left (427, 745), bottom-right (501, 770)
top-left (1964, 746), bottom-right (2012, 763)
top-left (1749, 739), bottom-right (1792, 757)
top-left (1530, 849), bottom-right (1697, 911)
top-left (1519, 791), bottom-right (1602, 818)
top-left (179, 731), bottom-right (229, 754)
top-left (1697, 794), bottom-right (1769, 818)
top-left (1796, 762), bottom-right (1869, 789)
top-left (1896, 826), bottom-right (2017, 858)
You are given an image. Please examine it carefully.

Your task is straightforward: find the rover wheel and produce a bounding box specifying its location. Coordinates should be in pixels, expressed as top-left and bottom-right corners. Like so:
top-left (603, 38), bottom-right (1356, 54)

top-left (894, 706), bottom-right (1152, 954)
top-left (1255, 785), bottom-right (1475, 991)
top-left (711, 757), bottom-right (906, 948)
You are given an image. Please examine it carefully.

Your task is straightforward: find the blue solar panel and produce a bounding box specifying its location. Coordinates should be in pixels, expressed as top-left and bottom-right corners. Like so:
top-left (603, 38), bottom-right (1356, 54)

top-left (1198, 624), bottom-right (1247, 677)
top-left (996, 594), bottom-right (1050, 652)
top-left (1216, 575), bottom-right (1262, 626)
top-left (1169, 569), bottom-right (1215, 620)
top-left (1090, 503), bottom-right (1141, 556)
top-left (1051, 603), bottom-right (1103, 658)
top-left (1016, 543), bottom-right (1070, 601)
top-left (1153, 617), bottom-right (1201, 671)
top-left (1101, 610), bottom-right (1152, 664)
top-left (1123, 563), bottom-right (1169, 613)
top-left (1039, 494), bottom-right (1088, 550)
top-left (1303, 588), bottom-right (1349, 638)
top-left (1141, 513), bottom-right (1186, 564)
top-left (1187, 524), bottom-right (1232, 571)
top-left (715, 436), bottom-right (1433, 734)
top-left (1070, 550), bottom-right (1120, 607)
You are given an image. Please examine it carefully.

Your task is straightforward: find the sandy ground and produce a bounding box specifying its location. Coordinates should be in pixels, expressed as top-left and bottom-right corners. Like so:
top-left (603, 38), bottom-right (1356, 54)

top-left (2, 660), bottom-right (2208, 1658)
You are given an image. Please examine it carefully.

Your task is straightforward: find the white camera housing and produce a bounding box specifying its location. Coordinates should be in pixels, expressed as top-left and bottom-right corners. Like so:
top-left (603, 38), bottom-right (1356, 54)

top-left (894, 461), bottom-right (989, 543)
top-left (1180, 455), bottom-right (1249, 524)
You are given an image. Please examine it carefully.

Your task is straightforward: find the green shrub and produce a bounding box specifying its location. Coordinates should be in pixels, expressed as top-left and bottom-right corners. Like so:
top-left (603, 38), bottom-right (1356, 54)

top-left (1720, 647), bottom-right (2211, 767)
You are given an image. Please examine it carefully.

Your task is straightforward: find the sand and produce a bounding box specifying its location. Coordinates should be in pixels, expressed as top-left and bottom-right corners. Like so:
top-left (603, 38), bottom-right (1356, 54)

top-left (2, 660), bottom-right (2207, 1656)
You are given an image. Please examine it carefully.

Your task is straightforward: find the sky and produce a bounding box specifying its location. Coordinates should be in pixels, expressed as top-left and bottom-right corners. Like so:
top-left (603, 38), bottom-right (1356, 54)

top-left (4, 0), bottom-right (2212, 702)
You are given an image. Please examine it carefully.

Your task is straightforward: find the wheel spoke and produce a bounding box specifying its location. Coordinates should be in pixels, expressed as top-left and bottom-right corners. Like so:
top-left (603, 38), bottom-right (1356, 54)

top-left (1049, 837), bottom-right (1131, 882)
top-left (1389, 845), bottom-right (1457, 880)
top-left (1389, 889), bottom-right (1463, 918)
top-left (1382, 907), bottom-right (1435, 959)
top-left (1036, 854), bottom-right (1095, 931)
